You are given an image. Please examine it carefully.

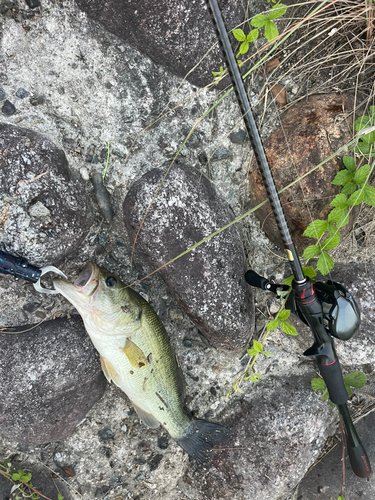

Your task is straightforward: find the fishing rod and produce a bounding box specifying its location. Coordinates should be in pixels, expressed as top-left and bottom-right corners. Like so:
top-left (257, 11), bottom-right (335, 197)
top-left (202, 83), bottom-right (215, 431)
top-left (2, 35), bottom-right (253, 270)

top-left (206, 0), bottom-right (371, 478)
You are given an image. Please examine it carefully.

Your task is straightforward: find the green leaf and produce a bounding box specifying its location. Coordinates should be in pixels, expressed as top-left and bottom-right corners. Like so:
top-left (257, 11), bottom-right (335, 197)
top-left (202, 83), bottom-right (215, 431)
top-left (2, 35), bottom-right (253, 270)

top-left (303, 266), bottom-right (317, 279)
top-left (328, 207), bottom-right (344, 223)
top-left (303, 219), bottom-right (328, 238)
top-left (12, 473), bottom-right (21, 481)
top-left (364, 184), bottom-right (375, 207)
top-left (57, 494), bottom-right (65, 500)
top-left (344, 371), bottom-right (367, 389)
top-left (354, 141), bottom-right (372, 156)
top-left (267, 318), bottom-right (280, 331)
top-left (247, 29), bottom-right (259, 42)
top-left (262, 350), bottom-right (273, 356)
top-left (251, 14), bottom-right (268, 27)
top-left (311, 378), bottom-right (326, 391)
top-left (281, 321), bottom-right (298, 336)
top-left (337, 496), bottom-right (346, 500)
top-left (239, 41), bottom-right (249, 54)
top-left (344, 383), bottom-right (353, 398)
top-left (253, 340), bottom-right (263, 353)
top-left (330, 193), bottom-right (348, 208)
top-left (320, 235), bottom-right (340, 251)
top-left (370, 106), bottom-right (375, 117)
top-left (317, 251), bottom-right (334, 275)
top-left (347, 189), bottom-right (365, 206)
top-left (279, 309), bottom-right (290, 320)
top-left (343, 156), bottom-right (356, 172)
top-left (283, 275), bottom-right (293, 286)
top-left (336, 208), bottom-right (350, 229)
top-left (247, 348), bottom-right (258, 356)
top-left (264, 20), bottom-right (278, 41)
top-left (327, 222), bottom-right (337, 237)
top-left (20, 473), bottom-right (31, 483)
top-left (321, 389), bottom-right (329, 401)
top-left (331, 169), bottom-right (353, 186)
top-left (31, 494), bottom-right (40, 500)
top-left (233, 28), bottom-right (246, 41)
top-left (354, 115), bottom-right (371, 133)
top-left (354, 164), bottom-right (371, 184)
top-left (341, 182), bottom-right (356, 195)
top-left (361, 130), bottom-right (375, 145)
top-left (267, 3), bottom-right (287, 19)
top-left (303, 245), bottom-right (320, 259)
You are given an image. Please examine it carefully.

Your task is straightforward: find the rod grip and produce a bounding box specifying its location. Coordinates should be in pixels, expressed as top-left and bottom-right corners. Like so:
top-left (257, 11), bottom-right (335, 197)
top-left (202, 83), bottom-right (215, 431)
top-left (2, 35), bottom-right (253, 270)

top-left (245, 270), bottom-right (269, 290)
top-left (317, 357), bottom-right (348, 406)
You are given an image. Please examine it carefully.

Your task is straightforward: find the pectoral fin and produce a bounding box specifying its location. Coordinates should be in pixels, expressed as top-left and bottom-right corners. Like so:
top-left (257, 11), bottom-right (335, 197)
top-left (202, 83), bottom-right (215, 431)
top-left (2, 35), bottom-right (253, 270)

top-left (132, 402), bottom-right (160, 429)
top-left (121, 338), bottom-right (148, 369)
top-left (100, 356), bottom-right (120, 385)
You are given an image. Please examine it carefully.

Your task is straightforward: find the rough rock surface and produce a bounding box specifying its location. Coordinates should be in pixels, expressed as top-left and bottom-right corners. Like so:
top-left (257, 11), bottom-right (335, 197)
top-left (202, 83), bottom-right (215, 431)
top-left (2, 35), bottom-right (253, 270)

top-left (123, 160), bottom-right (254, 350)
top-left (74, 0), bottom-right (247, 88)
top-left (0, 315), bottom-right (106, 444)
top-left (182, 372), bottom-right (336, 500)
top-left (248, 94), bottom-right (356, 253)
top-left (0, 123), bottom-right (91, 267)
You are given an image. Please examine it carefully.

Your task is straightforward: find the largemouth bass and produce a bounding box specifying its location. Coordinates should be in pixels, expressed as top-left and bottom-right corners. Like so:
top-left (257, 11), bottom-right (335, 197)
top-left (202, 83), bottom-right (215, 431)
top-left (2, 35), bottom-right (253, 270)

top-left (53, 263), bottom-right (227, 463)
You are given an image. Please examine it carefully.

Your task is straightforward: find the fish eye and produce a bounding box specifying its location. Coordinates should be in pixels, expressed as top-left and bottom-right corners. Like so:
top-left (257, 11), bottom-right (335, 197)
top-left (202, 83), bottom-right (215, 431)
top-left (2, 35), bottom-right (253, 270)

top-left (105, 277), bottom-right (117, 288)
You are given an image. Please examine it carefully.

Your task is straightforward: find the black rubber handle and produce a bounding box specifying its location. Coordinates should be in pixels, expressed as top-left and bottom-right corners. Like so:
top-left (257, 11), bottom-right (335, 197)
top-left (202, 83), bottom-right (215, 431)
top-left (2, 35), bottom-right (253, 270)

top-left (245, 270), bottom-right (269, 290)
top-left (317, 357), bottom-right (348, 406)
top-left (0, 250), bottom-right (41, 283)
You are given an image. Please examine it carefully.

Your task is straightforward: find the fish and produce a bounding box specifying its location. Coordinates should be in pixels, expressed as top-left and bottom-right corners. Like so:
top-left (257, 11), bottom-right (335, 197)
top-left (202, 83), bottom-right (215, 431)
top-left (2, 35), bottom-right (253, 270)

top-left (53, 263), bottom-right (228, 463)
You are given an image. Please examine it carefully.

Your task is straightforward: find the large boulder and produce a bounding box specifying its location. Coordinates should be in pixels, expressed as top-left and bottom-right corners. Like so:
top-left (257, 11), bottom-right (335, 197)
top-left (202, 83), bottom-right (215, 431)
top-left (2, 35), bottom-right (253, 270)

top-left (74, 0), bottom-right (247, 87)
top-left (0, 316), bottom-right (106, 444)
top-left (123, 160), bottom-right (254, 350)
top-left (0, 123), bottom-right (91, 267)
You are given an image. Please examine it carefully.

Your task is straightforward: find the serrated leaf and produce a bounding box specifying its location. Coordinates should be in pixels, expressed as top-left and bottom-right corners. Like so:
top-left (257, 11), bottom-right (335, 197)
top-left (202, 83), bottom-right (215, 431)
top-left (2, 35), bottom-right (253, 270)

top-left (341, 182), bottom-right (356, 195)
top-left (343, 156), bottom-right (356, 172)
top-left (347, 189), bottom-right (365, 206)
top-left (311, 378), bottom-right (326, 391)
top-left (279, 309), bottom-right (290, 320)
top-left (336, 208), bottom-right (349, 229)
top-left (267, 318), bottom-right (280, 331)
top-left (251, 14), bottom-right (268, 27)
top-left (264, 20), bottom-right (278, 41)
top-left (303, 219), bottom-right (328, 238)
top-left (320, 235), bottom-right (340, 250)
top-left (233, 28), bottom-right (246, 41)
top-left (327, 223), bottom-right (337, 237)
top-left (239, 41), bottom-right (249, 54)
top-left (364, 184), bottom-right (375, 207)
top-left (354, 164), bottom-right (371, 184)
top-left (253, 340), bottom-right (263, 353)
top-left (331, 169), bottom-right (353, 186)
top-left (303, 245), bottom-right (320, 259)
top-left (303, 266), bottom-right (317, 279)
top-left (247, 348), bottom-right (258, 356)
top-left (317, 251), bottom-right (334, 275)
top-left (283, 275), bottom-right (293, 286)
top-left (247, 29), bottom-right (259, 42)
top-left (267, 3), bottom-right (287, 19)
top-left (330, 193), bottom-right (348, 208)
top-left (344, 371), bottom-right (367, 389)
top-left (354, 115), bottom-right (371, 132)
top-left (281, 321), bottom-right (298, 336)
top-left (361, 130), bottom-right (375, 145)
top-left (354, 141), bottom-right (372, 156)
top-left (328, 207), bottom-right (344, 223)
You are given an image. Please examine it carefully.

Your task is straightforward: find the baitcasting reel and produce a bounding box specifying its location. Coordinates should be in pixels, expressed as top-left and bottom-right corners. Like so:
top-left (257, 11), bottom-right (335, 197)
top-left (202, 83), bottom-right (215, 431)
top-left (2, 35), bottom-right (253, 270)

top-left (245, 270), bottom-right (361, 342)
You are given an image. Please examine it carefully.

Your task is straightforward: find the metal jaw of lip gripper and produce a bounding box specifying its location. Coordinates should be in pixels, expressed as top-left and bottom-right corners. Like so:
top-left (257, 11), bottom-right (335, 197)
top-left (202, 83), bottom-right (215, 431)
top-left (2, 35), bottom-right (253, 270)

top-left (0, 250), bottom-right (66, 294)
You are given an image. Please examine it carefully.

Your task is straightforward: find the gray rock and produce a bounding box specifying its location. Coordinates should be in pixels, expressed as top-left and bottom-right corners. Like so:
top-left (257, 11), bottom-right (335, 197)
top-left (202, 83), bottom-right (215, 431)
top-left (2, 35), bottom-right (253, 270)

top-left (123, 160), bottom-right (254, 350)
top-left (0, 316), bottom-right (106, 444)
top-left (211, 146), bottom-right (233, 162)
top-left (0, 123), bottom-right (92, 267)
top-left (15, 87), bottom-right (29, 98)
top-left (0, 459), bottom-right (74, 500)
top-left (1, 99), bottom-right (15, 115)
top-left (74, 0), bottom-right (248, 87)
top-left (229, 129), bottom-right (247, 144)
top-left (182, 372), bottom-right (336, 500)
top-left (0, 87), bottom-right (6, 100)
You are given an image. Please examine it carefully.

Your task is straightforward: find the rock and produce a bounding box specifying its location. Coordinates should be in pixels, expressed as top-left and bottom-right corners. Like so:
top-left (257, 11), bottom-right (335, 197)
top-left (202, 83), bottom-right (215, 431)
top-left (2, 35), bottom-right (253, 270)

top-left (15, 87), bottom-right (29, 98)
top-left (229, 129), bottom-right (247, 144)
top-left (0, 459), bottom-right (74, 500)
top-left (182, 372), bottom-right (336, 500)
top-left (0, 316), bottom-right (106, 444)
top-left (0, 87), bottom-right (6, 100)
top-left (25, 0), bottom-right (41, 7)
top-left (1, 99), bottom-right (16, 115)
top-left (248, 94), bottom-right (357, 253)
top-left (212, 146), bottom-right (233, 162)
top-left (123, 160), bottom-right (254, 350)
top-left (0, 123), bottom-right (92, 266)
top-left (74, 0), bottom-right (248, 87)
top-left (295, 410), bottom-right (375, 499)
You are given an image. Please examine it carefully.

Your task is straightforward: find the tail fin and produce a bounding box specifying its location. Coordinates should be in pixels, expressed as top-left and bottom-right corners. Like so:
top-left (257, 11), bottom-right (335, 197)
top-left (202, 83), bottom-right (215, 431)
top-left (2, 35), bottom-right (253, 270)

top-left (175, 418), bottom-right (229, 464)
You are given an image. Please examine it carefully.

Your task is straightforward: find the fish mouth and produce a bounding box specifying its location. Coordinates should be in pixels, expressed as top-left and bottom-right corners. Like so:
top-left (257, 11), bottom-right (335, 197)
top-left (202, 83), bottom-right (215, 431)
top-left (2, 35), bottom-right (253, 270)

top-left (53, 263), bottom-right (100, 303)
top-left (74, 263), bottom-right (95, 287)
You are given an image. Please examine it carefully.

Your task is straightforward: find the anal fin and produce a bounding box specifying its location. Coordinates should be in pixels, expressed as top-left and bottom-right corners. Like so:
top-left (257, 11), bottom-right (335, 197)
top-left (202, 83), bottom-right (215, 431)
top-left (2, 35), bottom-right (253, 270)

top-left (132, 402), bottom-right (160, 429)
